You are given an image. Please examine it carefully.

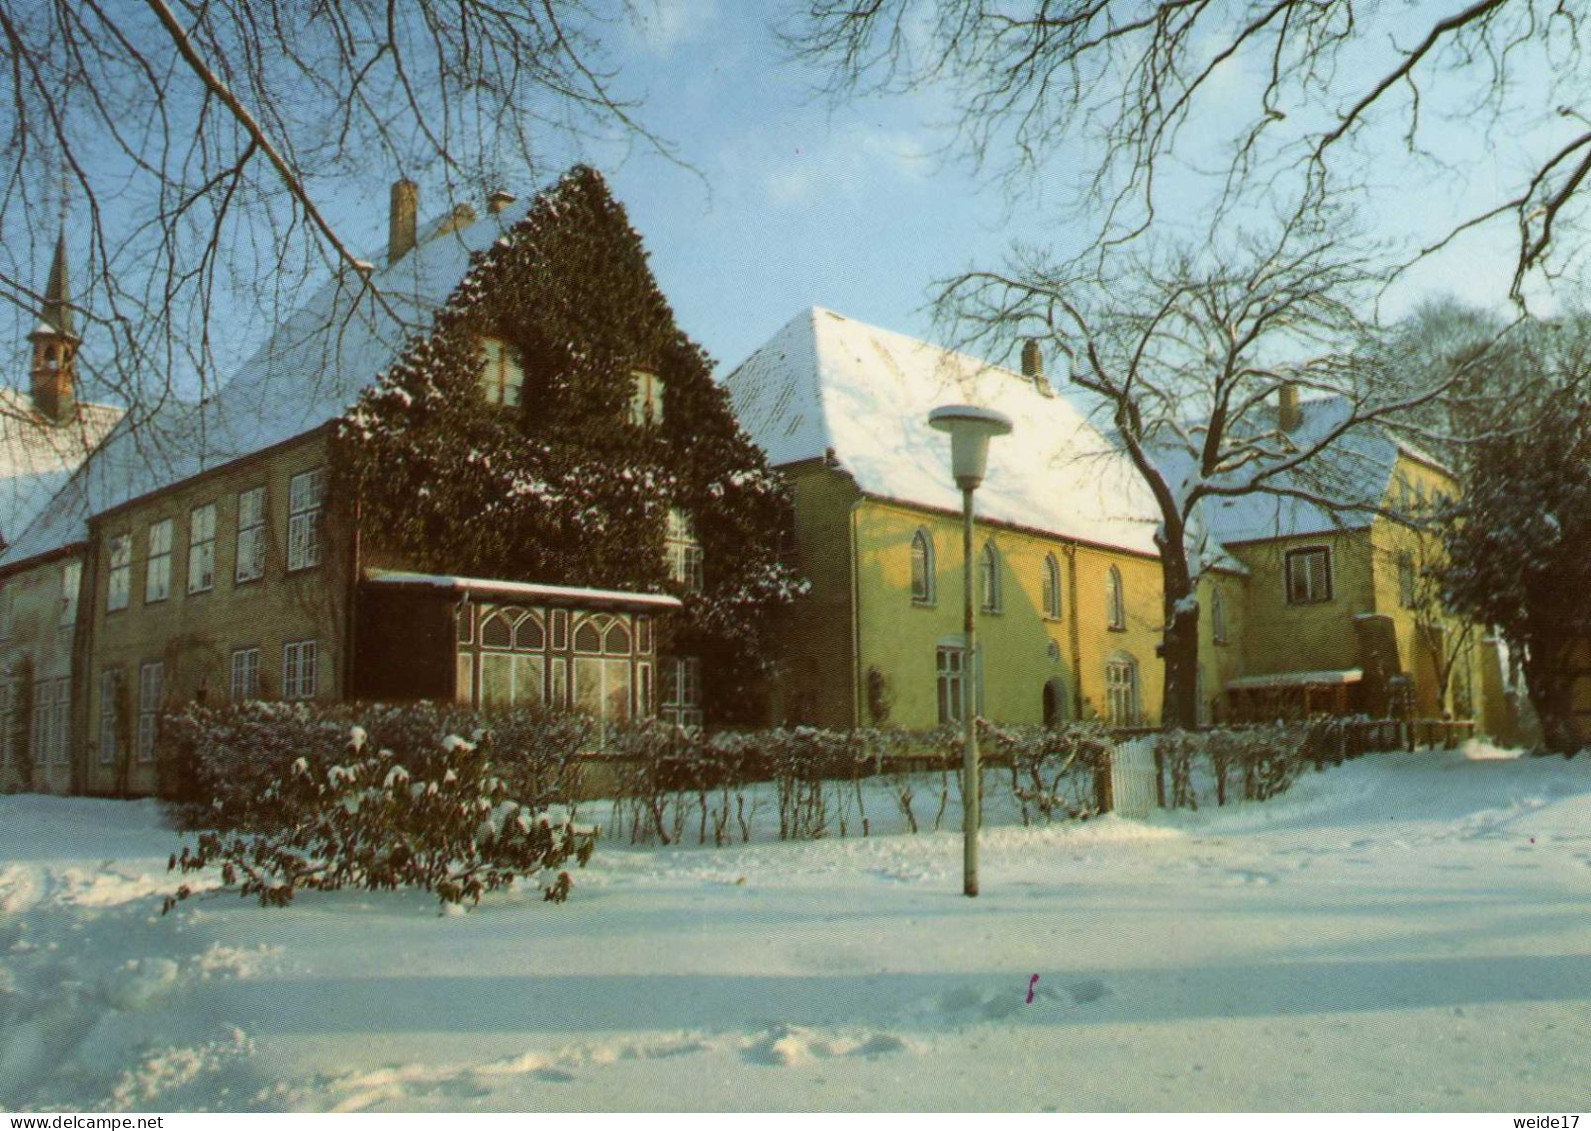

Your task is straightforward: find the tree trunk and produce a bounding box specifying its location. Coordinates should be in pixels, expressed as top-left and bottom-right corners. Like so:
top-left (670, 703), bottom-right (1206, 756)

top-left (1157, 532), bottom-right (1201, 731)
top-left (1523, 638), bottom-right (1581, 756)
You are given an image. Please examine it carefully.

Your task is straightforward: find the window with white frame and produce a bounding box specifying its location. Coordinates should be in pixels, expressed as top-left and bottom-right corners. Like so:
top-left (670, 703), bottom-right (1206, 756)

top-left (288, 469), bottom-right (325, 572)
top-left (60, 560), bottom-right (81, 627)
top-left (629, 370), bottom-right (665, 426)
top-left (236, 487), bottom-right (266, 582)
top-left (936, 644), bottom-right (984, 724)
top-left (188, 502), bottom-right (216, 593)
top-left (31, 677), bottom-right (69, 767)
top-left (1042, 553), bottom-right (1063, 619)
top-left (1106, 565), bottom-right (1126, 630)
top-left (230, 647), bottom-right (260, 701)
top-left (107, 534), bottom-right (131, 611)
top-left (98, 669), bottom-right (123, 766)
top-left (910, 529), bottom-right (935, 605)
top-left (145, 518), bottom-right (173, 603)
top-left (137, 661), bottom-right (163, 763)
top-left (1211, 585), bottom-right (1228, 644)
top-left (1285, 546), bottom-right (1333, 605)
top-left (665, 508), bottom-right (703, 593)
top-left (978, 542), bottom-right (1002, 613)
top-left (659, 656), bottom-right (702, 728)
top-left (282, 640), bottom-right (318, 701)
top-left (480, 338), bottom-right (525, 407)
top-left (1105, 654), bottom-right (1140, 727)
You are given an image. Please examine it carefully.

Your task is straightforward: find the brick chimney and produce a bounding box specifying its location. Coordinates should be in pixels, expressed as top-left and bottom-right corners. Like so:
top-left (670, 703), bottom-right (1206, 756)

top-left (28, 231), bottom-right (78, 423)
top-left (1278, 383), bottom-right (1302, 432)
top-left (1020, 338), bottom-right (1053, 397)
top-left (388, 179), bottom-right (418, 265)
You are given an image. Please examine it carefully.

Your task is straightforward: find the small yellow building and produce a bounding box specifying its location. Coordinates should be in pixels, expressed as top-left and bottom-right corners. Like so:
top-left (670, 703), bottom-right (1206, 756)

top-left (727, 308), bottom-right (1245, 730)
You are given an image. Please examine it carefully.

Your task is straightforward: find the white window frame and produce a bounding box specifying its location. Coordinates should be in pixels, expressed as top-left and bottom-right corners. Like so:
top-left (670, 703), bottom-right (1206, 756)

top-left (978, 542), bottom-right (1002, 613)
top-left (236, 487), bottom-right (267, 583)
top-left (282, 639), bottom-right (318, 701)
top-left (30, 678), bottom-right (70, 767)
top-left (188, 502), bottom-right (216, 594)
top-left (137, 661), bottom-right (163, 763)
top-left (1042, 553), bottom-right (1062, 620)
top-left (1105, 655), bottom-right (1140, 727)
top-left (60, 560), bottom-right (81, 627)
top-left (665, 508), bottom-right (703, 593)
top-left (660, 656), bottom-right (702, 728)
top-left (145, 518), bottom-right (173, 603)
top-left (230, 647), bottom-right (261, 701)
top-left (98, 668), bottom-right (123, 766)
top-left (107, 534), bottom-right (132, 611)
top-left (1285, 546), bottom-right (1333, 605)
top-left (287, 469), bottom-right (325, 572)
top-left (1106, 565), bottom-right (1126, 630)
top-left (629, 369), bottom-right (664, 426)
top-left (910, 529), bottom-right (935, 605)
top-left (480, 338), bottom-right (525, 407)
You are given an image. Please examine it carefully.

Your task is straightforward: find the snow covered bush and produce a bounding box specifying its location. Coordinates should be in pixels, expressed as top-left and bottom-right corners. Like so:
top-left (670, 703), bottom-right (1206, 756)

top-left (976, 720), bottom-right (1112, 824)
top-left (1155, 724), bottom-right (1314, 810)
top-left (166, 725), bottom-right (594, 912)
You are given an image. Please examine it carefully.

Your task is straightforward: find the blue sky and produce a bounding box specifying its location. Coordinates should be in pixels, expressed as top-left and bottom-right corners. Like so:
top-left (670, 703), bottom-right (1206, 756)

top-left (7, 2), bottom-right (1572, 392)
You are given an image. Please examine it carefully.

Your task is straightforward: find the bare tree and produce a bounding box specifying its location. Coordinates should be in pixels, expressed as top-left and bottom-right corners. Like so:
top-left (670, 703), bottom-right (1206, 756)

top-left (939, 216), bottom-right (1468, 728)
top-left (790, 1), bottom-right (1590, 301)
top-left (0, 0), bottom-right (671, 426)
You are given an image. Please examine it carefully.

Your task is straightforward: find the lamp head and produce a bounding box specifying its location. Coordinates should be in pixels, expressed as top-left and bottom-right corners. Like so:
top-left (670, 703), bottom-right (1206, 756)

top-left (928, 404), bottom-right (1013, 490)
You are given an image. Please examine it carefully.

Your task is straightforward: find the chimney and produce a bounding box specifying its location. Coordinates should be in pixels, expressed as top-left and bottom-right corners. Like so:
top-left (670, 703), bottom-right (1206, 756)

top-left (487, 189), bottom-right (517, 215)
top-left (1278, 383), bottom-right (1302, 432)
top-left (388, 179), bottom-right (418, 265)
top-left (435, 201), bottom-right (476, 238)
top-left (28, 231), bottom-right (78, 423)
top-left (1020, 338), bottom-right (1053, 397)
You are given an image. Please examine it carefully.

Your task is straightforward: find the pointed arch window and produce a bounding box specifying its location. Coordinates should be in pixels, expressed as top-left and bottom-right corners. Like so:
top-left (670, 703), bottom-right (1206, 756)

top-left (910, 529), bottom-right (935, 605)
top-left (1106, 565), bottom-right (1126, 631)
top-left (480, 338), bottom-right (524, 407)
top-left (1211, 585), bottom-right (1228, 644)
top-left (1042, 553), bottom-right (1063, 619)
top-left (978, 542), bottom-right (1002, 613)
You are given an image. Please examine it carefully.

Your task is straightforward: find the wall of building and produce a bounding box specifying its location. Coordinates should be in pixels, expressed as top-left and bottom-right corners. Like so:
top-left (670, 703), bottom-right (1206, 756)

top-left (1198, 568), bottom-right (1249, 723)
top-left (1230, 528), bottom-right (1376, 681)
top-left (849, 498), bottom-right (1165, 729)
top-left (0, 551), bottom-right (86, 793)
top-left (770, 463), bottom-right (862, 728)
top-left (83, 431), bottom-right (346, 796)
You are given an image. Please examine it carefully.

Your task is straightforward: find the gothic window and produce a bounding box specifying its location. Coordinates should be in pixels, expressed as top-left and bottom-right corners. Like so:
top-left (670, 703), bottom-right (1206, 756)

top-left (480, 338), bottom-right (525, 407)
top-left (1042, 553), bottom-right (1063, 619)
top-left (910, 529), bottom-right (935, 605)
top-left (629, 370), bottom-right (665, 426)
top-left (1106, 565), bottom-right (1126, 630)
top-left (978, 542), bottom-right (1002, 613)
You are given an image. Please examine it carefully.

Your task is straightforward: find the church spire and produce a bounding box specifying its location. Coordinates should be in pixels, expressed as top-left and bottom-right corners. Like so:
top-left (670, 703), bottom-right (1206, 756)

top-left (28, 228), bottom-right (79, 422)
top-left (41, 228), bottom-right (73, 337)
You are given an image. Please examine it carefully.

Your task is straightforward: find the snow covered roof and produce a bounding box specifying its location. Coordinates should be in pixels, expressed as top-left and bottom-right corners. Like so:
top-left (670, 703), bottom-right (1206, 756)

top-left (0, 205), bottom-right (514, 568)
top-left (1227, 668), bottom-right (1363, 690)
top-left (0, 389), bottom-right (122, 549)
top-left (724, 308), bottom-right (1162, 557)
top-left (364, 569), bottom-right (682, 611)
top-left (1178, 396), bottom-right (1444, 546)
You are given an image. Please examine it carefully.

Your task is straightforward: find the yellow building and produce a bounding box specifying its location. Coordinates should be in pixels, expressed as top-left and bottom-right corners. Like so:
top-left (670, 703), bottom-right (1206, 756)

top-left (727, 308), bottom-right (1245, 730)
top-left (1201, 395), bottom-right (1494, 730)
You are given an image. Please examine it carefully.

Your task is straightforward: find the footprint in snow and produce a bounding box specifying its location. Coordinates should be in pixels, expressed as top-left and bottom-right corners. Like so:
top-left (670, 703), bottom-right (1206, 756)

top-left (1220, 869), bottom-right (1278, 886)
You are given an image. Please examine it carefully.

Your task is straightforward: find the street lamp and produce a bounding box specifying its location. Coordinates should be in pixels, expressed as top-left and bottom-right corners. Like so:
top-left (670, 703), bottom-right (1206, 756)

top-left (928, 403), bottom-right (1012, 898)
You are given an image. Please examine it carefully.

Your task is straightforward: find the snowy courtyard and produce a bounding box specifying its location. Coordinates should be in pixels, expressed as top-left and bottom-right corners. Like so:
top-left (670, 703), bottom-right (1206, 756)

top-left (1, 744), bottom-right (1588, 1113)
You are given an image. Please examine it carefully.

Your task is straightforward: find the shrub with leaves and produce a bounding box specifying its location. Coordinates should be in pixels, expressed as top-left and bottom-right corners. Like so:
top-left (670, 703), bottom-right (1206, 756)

top-left (165, 718), bottom-right (594, 912)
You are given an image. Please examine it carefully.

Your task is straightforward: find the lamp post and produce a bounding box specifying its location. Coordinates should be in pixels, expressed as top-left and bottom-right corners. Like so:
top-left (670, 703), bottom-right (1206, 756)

top-left (928, 404), bottom-right (1012, 898)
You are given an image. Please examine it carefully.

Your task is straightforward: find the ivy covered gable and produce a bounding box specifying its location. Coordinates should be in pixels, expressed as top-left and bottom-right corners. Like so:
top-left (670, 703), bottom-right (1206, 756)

top-left (335, 167), bottom-right (802, 723)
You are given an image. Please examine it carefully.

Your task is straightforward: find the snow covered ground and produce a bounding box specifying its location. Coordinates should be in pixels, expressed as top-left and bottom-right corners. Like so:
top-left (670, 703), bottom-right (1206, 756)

top-left (1, 743), bottom-right (1588, 1113)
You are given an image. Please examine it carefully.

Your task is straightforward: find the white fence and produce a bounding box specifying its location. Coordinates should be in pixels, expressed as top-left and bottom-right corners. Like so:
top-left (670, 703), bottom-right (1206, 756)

top-left (1109, 736), bottom-right (1159, 818)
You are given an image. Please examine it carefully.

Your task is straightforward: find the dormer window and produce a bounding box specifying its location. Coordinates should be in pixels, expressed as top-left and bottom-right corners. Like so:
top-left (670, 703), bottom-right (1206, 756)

top-left (629, 369), bottom-right (664, 426)
top-left (480, 338), bottom-right (524, 407)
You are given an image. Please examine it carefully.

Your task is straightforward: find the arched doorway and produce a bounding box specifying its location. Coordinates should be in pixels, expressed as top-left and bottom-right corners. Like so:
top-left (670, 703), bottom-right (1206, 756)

top-left (1043, 676), bottom-right (1068, 728)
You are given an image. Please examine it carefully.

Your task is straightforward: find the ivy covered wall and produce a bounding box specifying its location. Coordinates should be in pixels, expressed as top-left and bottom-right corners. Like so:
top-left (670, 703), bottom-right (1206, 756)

top-left (334, 167), bottom-right (804, 723)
